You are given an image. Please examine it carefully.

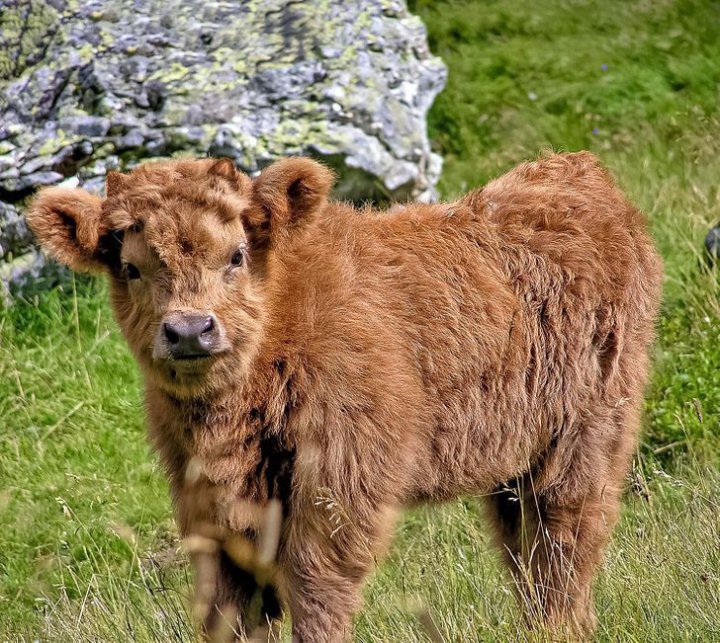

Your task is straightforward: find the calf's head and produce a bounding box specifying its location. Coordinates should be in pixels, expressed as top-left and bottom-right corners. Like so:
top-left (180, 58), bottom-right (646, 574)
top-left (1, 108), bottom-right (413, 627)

top-left (27, 157), bottom-right (333, 398)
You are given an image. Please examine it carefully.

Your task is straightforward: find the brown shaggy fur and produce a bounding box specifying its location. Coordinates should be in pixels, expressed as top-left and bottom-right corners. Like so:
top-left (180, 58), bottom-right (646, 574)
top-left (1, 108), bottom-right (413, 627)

top-left (27, 152), bottom-right (662, 641)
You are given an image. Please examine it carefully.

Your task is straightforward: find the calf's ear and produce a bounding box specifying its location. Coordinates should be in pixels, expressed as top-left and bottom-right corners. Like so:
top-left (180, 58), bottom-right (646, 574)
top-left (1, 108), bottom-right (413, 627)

top-left (251, 158), bottom-right (334, 242)
top-left (105, 170), bottom-right (128, 197)
top-left (26, 187), bottom-right (108, 273)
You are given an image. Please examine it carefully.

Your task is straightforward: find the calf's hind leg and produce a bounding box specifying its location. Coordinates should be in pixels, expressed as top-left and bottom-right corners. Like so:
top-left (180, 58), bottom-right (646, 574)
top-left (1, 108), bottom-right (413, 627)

top-left (487, 467), bottom-right (624, 637)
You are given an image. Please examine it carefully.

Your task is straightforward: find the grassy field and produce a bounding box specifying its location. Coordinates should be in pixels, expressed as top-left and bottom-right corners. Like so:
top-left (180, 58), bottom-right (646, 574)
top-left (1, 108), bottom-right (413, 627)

top-left (2, 0), bottom-right (720, 640)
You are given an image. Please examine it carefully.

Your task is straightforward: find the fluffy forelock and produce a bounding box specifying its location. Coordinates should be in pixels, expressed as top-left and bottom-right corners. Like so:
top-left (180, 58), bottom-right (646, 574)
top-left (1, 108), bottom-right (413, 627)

top-left (102, 159), bottom-right (252, 232)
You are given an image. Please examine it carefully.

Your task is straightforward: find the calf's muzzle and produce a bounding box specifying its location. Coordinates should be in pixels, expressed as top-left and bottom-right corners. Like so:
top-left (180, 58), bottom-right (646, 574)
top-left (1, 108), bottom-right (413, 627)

top-left (157, 310), bottom-right (222, 360)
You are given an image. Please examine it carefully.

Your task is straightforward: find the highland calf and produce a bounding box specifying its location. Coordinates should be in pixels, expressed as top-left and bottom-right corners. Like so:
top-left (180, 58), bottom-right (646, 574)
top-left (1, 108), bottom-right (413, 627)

top-left (28, 152), bottom-right (662, 641)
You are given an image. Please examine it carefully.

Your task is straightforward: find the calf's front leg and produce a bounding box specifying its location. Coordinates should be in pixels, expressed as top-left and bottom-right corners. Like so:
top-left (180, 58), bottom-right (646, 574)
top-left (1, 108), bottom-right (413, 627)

top-left (179, 469), bottom-right (284, 639)
top-left (190, 546), bottom-right (282, 639)
top-left (280, 505), bottom-right (398, 643)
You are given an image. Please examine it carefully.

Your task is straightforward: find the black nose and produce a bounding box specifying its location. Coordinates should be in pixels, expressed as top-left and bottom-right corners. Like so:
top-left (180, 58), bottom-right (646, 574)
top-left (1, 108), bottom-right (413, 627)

top-left (163, 313), bottom-right (219, 359)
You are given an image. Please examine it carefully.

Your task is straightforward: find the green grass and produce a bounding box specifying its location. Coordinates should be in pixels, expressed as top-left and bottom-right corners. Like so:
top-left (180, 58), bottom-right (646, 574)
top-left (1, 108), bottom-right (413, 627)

top-left (2, 0), bottom-right (720, 639)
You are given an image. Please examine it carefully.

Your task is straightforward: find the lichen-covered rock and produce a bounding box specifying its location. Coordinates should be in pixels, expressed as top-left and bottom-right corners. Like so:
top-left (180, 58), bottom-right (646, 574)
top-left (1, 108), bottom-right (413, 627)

top-left (0, 202), bottom-right (33, 258)
top-left (0, 1), bottom-right (447, 195)
top-left (0, 0), bottom-right (446, 298)
top-left (0, 200), bottom-right (70, 299)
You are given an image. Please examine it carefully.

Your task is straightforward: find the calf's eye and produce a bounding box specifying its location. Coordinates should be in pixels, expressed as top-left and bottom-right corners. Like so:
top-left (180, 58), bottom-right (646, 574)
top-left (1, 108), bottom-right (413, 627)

top-left (230, 248), bottom-right (245, 267)
top-left (122, 262), bottom-right (141, 280)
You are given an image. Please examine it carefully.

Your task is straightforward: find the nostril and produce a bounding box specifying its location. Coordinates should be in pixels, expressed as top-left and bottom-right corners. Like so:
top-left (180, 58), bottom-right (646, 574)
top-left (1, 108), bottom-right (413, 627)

top-left (200, 316), bottom-right (214, 335)
top-left (164, 323), bottom-right (180, 345)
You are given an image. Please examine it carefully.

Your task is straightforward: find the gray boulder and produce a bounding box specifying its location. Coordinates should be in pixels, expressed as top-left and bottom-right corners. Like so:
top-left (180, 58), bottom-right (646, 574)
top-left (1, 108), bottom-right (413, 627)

top-left (0, 0), bottom-right (446, 298)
